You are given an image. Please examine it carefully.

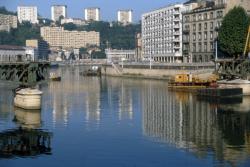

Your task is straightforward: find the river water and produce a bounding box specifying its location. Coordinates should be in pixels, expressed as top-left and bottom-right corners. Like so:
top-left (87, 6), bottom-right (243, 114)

top-left (0, 66), bottom-right (250, 167)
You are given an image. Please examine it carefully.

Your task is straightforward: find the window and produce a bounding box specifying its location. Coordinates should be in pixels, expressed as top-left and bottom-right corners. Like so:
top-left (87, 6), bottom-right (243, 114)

top-left (193, 43), bottom-right (196, 52)
top-left (210, 31), bottom-right (213, 39)
top-left (204, 13), bottom-right (207, 20)
top-left (210, 12), bottom-right (213, 19)
top-left (210, 22), bottom-right (213, 29)
top-left (204, 31), bottom-right (207, 40)
top-left (198, 32), bottom-right (202, 40)
top-left (198, 23), bottom-right (202, 31)
top-left (210, 42), bottom-right (214, 51)
top-left (193, 33), bottom-right (196, 41)
top-left (198, 14), bottom-right (202, 20)
top-left (198, 43), bottom-right (202, 52)
top-left (193, 14), bottom-right (196, 21)
top-left (193, 24), bottom-right (196, 31)
top-left (204, 42), bottom-right (207, 51)
top-left (204, 22), bottom-right (207, 30)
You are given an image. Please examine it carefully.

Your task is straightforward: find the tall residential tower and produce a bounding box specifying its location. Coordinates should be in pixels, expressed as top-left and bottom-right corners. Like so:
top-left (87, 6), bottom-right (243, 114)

top-left (17, 6), bottom-right (38, 24)
top-left (51, 5), bottom-right (67, 22)
top-left (84, 8), bottom-right (100, 21)
top-left (118, 10), bottom-right (133, 25)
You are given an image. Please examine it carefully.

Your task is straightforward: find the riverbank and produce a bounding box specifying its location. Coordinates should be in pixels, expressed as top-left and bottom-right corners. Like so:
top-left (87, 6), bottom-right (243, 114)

top-left (101, 63), bottom-right (215, 80)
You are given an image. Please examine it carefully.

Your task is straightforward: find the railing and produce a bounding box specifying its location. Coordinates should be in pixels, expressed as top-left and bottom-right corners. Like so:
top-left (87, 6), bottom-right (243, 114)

top-left (111, 62), bottom-right (123, 74)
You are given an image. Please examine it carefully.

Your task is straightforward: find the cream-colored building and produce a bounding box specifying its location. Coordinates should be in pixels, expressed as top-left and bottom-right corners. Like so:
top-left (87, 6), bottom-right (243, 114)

top-left (217, 0), bottom-right (250, 14)
top-left (51, 5), bottom-right (67, 22)
top-left (0, 14), bottom-right (17, 32)
top-left (17, 6), bottom-right (38, 24)
top-left (26, 39), bottom-right (49, 60)
top-left (118, 10), bottom-right (133, 25)
top-left (40, 26), bottom-right (100, 49)
top-left (84, 8), bottom-right (100, 21)
top-left (61, 18), bottom-right (87, 26)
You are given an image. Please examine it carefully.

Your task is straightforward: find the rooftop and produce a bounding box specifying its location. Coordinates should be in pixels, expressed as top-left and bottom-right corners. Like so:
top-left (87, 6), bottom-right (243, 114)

top-left (0, 45), bottom-right (25, 50)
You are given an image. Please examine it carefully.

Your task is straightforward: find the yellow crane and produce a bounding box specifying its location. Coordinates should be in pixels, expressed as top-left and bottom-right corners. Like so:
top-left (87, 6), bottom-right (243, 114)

top-left (243, 25), bottom-right (250, 57)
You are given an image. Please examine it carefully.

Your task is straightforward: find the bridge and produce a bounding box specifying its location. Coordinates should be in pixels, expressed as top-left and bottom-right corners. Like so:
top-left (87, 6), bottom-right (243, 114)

top-left (0, 61), bottom-right (50, 86)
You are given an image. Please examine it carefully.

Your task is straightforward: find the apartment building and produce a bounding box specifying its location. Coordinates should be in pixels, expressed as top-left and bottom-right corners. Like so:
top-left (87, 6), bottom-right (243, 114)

top-left (84, 8), bottom-right (100, 21)
top-left (26, 39), bottom-right (49, 60)
top-left (17, 6), bottom-right (38, 24)
top-left (142, 4), bottom-right (186, 63)
top-left (182, 0), bottom-right (250, 63)
top-left (117, 10), bottom-right (133, 25)
top-left (0, 14), bottom-right (18, 32)
top-left (51, 5), bottom-right (67, 22)
top-left (40, 27), bottom-right (100, 49)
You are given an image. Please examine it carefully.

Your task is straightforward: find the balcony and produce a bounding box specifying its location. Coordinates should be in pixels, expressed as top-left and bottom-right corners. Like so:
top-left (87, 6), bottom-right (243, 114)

top-left (174, 24), bottom-right (180, 28)
top-left (173, 38), bottom-right (180, 42)
top-left (183, 29), bottom-right (190, 34)
top-left (174, 52), bottom-right (181, 57)
top-left (183, 38), bottom-right (190, 43)
top-left (173, 31), bottom-right (180, 35)
top-left (183, 49), bottom-right (189, 55)
top-left (174, 44), bottom-right (180, 48)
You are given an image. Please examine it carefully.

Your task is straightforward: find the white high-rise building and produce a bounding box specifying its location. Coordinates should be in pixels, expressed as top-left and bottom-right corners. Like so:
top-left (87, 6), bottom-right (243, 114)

top-left (84, 8), bottom-right (100, 21)
top-left (17, 6), bottom-right (38, 24)
top-left (51, 5), bottom-right (67, 22)
top-left (142, 4), bottom-right (186, 63)
top-left (117, 10), bottom-right (133, 25)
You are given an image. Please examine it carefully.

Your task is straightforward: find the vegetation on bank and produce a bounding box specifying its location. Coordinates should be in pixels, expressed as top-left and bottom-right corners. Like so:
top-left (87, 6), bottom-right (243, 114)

top-left (218, 7), bottom-right (250, 58)
top-left (0, 22), bottom-right (41, 46)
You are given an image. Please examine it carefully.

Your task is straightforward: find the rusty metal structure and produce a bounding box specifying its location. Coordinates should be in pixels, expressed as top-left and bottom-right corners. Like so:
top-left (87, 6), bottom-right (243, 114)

top-left (0, 61), bottom-right (50, 86)
top-left (216, 26), bottom-right (250, 80)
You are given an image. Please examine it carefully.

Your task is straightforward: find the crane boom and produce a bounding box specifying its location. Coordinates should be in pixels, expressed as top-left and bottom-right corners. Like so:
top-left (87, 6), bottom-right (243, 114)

top-left (243, 26), bottom-right (250, 56)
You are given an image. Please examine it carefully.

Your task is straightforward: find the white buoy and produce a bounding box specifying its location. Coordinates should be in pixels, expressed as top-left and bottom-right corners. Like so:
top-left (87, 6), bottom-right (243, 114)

top-left (14, 88), bottom-right (43, 110)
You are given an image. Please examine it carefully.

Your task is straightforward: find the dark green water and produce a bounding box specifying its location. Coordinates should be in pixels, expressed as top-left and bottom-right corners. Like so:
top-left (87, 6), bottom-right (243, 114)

top-left (0, 66), bottom-right (250, 167)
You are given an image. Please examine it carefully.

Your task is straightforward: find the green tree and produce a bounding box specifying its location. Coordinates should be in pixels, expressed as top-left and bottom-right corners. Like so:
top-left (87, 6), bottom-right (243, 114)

top-left (218, 7), bottom-right (250, 58)
top-left (63, 23), bottom-right (77, 31)
top-left (0, 6), bottom-right (16, 15)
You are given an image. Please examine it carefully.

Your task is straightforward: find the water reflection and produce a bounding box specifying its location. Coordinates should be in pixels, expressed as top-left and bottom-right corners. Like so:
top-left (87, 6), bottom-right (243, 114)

top-left (46, 67), bottom-right (102, 123)
top-left (0, 128), bottom-right (52, 158)
top-left (142, 86), bottom-right (250, 165)
top-left (13, 107), bottom-right (41, 129)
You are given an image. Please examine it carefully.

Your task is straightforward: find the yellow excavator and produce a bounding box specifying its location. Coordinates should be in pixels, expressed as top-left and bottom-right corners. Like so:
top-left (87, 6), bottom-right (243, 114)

top-left (243, 25), bottom-right (250, 57)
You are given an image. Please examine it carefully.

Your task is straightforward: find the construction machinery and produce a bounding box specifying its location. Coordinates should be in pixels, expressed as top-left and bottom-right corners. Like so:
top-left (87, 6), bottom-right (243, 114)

top-left (170, 73), bottom-right (218, 87)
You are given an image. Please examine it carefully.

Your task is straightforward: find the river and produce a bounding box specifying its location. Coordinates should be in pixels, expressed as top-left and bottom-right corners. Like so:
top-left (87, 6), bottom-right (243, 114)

top-left (0, 66), bottom-right (250, 167)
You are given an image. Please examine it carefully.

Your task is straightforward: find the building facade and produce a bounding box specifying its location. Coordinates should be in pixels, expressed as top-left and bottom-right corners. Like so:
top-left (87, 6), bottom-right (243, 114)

top-left (0, 14), bottom-right (18, 32)
top-left (26, 39), bottom-right (49, 60)
top-left (105, 49), bottom-right (136, 63)
top-left (117, 10), bottom-right (133, 25)
top-left (84, 8), bottom-right (100, 21)
top-left (51, 5), bottom-right (67, 22)
top-left (61, 18), bottom-right (87, 26)
top-left (142, 4), bottom-right (186, 63)
top-left (0, 45), bottom-right (37, 62)
top-left (17, 6), bottom-right (38, 24)
top-left (182, 0), bottom-right (250, 63)
top-left (40, 27), bottom-right (100, 49)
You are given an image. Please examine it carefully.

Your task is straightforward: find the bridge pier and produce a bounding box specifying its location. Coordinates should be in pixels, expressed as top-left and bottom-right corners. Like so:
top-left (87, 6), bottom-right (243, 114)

top-left (14, 88), bottom-right (43, 110)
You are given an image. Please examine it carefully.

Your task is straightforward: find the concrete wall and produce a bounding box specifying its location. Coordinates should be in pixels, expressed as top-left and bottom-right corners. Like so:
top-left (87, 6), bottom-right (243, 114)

top-left (102, 66), bottom-right (214, 79)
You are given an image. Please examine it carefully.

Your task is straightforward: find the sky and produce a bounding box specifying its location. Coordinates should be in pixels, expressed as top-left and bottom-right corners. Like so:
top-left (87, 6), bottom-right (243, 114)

top-left (0, 0), bottom-right (185, 22)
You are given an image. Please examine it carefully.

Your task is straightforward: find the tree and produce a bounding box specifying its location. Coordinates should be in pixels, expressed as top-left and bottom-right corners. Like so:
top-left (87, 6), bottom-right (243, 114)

top-left (63, 23), bottom-right (77, 31)
top-left (0, 6), bottom-right (16, 15)
top-left (218, 7), bottom-right (250, 58)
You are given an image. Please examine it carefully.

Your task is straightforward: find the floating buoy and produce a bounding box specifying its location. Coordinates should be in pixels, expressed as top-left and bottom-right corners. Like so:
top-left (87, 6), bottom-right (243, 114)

top-left (14, 88), bottom-right (43, 110)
